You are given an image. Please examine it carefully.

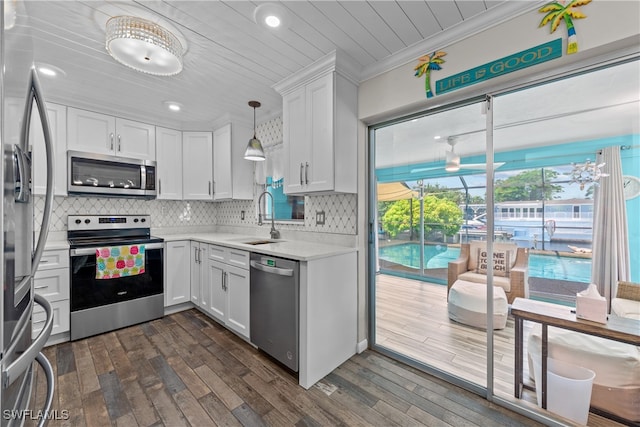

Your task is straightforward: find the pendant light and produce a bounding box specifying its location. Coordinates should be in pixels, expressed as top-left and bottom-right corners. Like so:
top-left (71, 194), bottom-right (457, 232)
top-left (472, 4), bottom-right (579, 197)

top-left (244, 101), bottom-right (266, 161)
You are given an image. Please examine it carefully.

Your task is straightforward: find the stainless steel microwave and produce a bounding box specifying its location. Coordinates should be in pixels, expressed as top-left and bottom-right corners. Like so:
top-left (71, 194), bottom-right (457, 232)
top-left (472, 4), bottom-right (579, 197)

top-left (67, 150), bottom-right (156, 199)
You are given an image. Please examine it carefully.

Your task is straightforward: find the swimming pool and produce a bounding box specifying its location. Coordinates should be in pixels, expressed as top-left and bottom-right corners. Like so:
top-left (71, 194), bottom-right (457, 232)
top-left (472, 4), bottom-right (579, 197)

top-left (378, 243), bottom-right (591, 283)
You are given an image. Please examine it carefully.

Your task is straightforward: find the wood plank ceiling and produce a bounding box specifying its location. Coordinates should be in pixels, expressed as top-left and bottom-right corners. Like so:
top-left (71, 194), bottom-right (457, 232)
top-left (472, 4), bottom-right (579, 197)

top-left (21, 0), bottom-right (522, 129)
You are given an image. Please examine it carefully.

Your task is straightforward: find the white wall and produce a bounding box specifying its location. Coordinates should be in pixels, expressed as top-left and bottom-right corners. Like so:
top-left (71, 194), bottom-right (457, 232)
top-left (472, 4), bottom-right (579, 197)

top-left (359, 1), bottom-right (640, 123)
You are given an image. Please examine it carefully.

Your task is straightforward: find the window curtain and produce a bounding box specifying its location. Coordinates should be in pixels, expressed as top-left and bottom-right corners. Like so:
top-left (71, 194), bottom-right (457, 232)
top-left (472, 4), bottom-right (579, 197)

top-left (591, 146), bottom-right (630, 309)
top-left (254, 141), bottom-right (284, 186)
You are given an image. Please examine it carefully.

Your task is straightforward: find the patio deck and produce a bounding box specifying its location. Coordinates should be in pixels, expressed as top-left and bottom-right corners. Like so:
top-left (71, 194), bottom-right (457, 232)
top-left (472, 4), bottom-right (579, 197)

top-left (374, 273), bottom-right (624, 427)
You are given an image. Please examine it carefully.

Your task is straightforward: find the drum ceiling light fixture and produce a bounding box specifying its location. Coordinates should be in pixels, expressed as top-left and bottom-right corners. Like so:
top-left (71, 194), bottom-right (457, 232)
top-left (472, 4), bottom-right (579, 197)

top-left (106, 16), bottom-right (185, 76)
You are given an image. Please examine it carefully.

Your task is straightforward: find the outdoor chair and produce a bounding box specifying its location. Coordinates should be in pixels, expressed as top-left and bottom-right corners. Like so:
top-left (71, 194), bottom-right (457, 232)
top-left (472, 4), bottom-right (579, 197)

top-left (448, 241), bottom-right (529, 304)
top-left (611, 280), bottom-right (640, 320)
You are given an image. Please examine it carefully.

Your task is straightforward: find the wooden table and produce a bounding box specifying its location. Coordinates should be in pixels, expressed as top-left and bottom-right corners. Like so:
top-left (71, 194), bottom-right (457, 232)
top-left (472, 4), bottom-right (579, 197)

top-left (511, 298), bottom-right (640, 411)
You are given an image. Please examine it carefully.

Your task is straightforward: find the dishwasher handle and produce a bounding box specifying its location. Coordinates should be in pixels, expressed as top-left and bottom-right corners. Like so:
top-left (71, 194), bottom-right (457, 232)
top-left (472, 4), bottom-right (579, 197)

top-left (250, 260), bottom-right (294, 277)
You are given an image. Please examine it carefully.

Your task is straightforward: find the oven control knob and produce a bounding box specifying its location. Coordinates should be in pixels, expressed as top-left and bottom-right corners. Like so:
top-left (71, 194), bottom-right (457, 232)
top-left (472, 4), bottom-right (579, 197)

top-left (141, 218), bottom-right (146, 223)
top-left (84, 219), bottom-right (90, 224)
top-left (75, 219), bottom-right (81, 224)
top-left (134, 218), bottom-right (139, 223)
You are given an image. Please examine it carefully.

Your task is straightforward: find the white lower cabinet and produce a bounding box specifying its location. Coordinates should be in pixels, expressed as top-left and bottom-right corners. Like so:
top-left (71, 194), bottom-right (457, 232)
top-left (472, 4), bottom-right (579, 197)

top-left (33, 249), bottom-right (70, 340)
top-left (164, 241), bottom-right (191, 306)
top-left (190, 242), bottom-right (208, 309)
top-left (204, 245), bottom-right (250, 339)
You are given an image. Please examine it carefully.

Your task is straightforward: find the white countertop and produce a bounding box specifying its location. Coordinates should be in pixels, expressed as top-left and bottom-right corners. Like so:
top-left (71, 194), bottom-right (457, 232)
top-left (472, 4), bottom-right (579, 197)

top-left (158, 232), bottom-right (357, 261)
top-left (46, 231), bottom-right (356, 261)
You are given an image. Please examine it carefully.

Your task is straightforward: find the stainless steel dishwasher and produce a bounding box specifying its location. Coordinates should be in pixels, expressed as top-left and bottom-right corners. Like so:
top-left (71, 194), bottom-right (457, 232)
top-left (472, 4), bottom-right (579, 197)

top-left (250, 253), bottom-right (299, 371)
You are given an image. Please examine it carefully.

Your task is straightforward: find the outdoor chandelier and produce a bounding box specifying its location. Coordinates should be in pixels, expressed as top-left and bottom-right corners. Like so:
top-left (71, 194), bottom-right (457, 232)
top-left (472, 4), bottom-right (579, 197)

top-left (106, 16), bottom-right (185, 76)
top-left (568, 159), bottom-right (609, 190)
top-left (244, 101), bottom-right (266, 161)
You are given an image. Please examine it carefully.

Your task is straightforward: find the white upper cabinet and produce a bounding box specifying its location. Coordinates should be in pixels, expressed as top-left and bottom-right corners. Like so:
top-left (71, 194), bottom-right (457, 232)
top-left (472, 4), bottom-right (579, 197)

top-left (116, 118), bottom-right (156, 160)
top-left (274, 51), bottom-right (358, 195)
top-left (182, 131), bottom-right (213, 200)
top-left (213, 124), bottom-right (233, 200)
top-left (213, 122), bottom-right (253, 201)
top-left (67, 107), bottom-right (155, 161)
top-left (31, 102), bottom-right (67, 196)
top-left (156, 127), bottom-right (183, 200)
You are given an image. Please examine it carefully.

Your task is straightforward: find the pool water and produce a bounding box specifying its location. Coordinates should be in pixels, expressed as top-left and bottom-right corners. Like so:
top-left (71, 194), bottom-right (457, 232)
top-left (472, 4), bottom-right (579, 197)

top-left (378, 243), bottom-right (591, 283)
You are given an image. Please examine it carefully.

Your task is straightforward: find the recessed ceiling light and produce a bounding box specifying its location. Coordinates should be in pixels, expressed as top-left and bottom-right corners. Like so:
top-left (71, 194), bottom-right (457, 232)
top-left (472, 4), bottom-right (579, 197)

top-left (39, 67), bottom-right (57, 77)
top-left (434, 135), bottom-right (442, 140)
top-left (254, 3), bottom-right (291, 30)
top-left (265, 15), bottom-right (281, 28)
top-left (163, 101), bottom-right (183, 112)
top-left (36, 64), bottom-right (66, 78)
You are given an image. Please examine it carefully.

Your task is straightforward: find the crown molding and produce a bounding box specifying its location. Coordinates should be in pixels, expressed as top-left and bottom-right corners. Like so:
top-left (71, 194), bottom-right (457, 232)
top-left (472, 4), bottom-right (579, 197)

top-left (273, 49), bottom-right (362, 95)
top-left (359, 0), bottom-right (545, 82)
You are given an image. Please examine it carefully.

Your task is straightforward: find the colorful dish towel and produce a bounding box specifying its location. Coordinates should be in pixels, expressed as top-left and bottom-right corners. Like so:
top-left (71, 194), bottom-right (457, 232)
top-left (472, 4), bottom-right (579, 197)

top-left (96, 244), bottom-right (145, 279)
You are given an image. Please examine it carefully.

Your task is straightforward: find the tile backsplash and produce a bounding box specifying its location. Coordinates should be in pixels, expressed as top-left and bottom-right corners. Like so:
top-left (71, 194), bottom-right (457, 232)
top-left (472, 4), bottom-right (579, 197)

top-left (34, 196), bottom-right (218, 231)
top-left (34, 192), bottom-right (357, 235)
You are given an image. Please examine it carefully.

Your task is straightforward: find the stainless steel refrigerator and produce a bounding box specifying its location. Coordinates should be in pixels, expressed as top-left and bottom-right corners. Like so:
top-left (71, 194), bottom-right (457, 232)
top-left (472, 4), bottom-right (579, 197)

top-left (1, 1), bottom-right (56, 426)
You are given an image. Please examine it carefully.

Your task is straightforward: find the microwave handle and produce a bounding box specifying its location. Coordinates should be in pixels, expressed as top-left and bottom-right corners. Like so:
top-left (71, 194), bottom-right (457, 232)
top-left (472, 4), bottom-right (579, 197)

top-left (21, 69), bottom-right (54, 276)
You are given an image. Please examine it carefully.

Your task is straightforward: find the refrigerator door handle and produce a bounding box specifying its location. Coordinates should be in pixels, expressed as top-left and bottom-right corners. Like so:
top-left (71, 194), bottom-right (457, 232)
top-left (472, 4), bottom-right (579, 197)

top-left (28, 68), bottom-right (55, 277)
top-left (34, 352), bottom-right (55, 427)
top-left (13, 144), bottom-right (30, 203)
top-left (2, 294), bottom-right (53, 389)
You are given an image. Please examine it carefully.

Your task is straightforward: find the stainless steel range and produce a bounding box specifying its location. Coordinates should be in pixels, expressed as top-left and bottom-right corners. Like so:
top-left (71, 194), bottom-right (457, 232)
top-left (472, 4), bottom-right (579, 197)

top-left (68, 215), bottom-right (164, 340)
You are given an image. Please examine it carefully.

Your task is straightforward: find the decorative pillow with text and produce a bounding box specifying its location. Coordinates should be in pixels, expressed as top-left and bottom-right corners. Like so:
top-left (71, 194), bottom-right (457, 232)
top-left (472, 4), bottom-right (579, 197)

top-left (475, 248), bottom-right (511, 277)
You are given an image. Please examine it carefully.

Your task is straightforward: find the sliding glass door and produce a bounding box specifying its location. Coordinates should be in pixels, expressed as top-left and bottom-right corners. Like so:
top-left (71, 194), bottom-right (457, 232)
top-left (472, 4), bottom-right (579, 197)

top-left (372, 99), bottom-right (489, 390)
top-left (369, 59), bottom-right (639, 423)
top-left (490, 60), bottom-right (640, 423)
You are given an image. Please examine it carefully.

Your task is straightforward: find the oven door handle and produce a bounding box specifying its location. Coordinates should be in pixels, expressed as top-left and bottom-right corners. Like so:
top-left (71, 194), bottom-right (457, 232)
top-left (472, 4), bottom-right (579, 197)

top-left (70, 242), bottom-right (164, 257)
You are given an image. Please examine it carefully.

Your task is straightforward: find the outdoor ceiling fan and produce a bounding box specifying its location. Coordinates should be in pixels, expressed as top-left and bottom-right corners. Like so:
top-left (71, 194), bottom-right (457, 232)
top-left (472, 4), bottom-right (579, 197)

top-left (411, 136), bottom-right (504, 174)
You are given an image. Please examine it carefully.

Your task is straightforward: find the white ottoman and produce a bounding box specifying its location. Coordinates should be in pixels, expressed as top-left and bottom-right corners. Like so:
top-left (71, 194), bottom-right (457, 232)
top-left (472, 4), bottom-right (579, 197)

top-left (448, 280), bottom-right (508, 329)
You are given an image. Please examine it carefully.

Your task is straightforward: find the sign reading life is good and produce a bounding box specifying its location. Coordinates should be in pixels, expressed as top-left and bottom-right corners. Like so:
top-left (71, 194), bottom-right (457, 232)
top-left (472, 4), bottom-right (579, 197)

top-left (435, 39), bottom-right (562, 95)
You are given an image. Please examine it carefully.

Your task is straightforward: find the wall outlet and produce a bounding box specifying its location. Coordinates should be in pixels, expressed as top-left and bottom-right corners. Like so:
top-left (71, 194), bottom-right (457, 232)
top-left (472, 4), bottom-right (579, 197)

top-left (316, 210), bottom-right (325, 225)
top-left (241, 210), bottom-right (245, 220)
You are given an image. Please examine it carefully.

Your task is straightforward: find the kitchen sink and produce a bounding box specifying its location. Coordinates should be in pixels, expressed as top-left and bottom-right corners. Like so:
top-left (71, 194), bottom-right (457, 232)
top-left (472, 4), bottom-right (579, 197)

top-left (244, 240), bottom-right (279, 245)
top-left (227, 237), bottom-right (283, 245)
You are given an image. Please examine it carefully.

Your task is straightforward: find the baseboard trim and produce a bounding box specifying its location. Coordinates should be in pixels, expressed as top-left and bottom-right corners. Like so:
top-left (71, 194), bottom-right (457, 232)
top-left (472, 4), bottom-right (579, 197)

top-left (356, 339), bottom-right (368, 354)
top-left (164, 301), bottom-right (195, 315)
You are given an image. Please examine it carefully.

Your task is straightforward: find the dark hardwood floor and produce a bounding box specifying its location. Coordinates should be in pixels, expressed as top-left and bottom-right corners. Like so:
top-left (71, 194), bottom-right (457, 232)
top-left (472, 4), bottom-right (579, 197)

top-left (27, 309), bottom-right (545, 427)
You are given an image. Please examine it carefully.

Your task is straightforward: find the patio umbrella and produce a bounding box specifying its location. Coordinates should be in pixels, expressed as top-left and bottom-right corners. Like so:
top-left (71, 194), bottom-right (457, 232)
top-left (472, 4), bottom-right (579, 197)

top-left (377, 182), bottom-right (419, 201)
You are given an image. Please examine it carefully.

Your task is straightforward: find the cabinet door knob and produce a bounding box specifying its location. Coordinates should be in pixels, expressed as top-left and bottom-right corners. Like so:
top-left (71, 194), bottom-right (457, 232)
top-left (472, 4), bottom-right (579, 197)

top-left (305, 162), bottom-right (309, 185)
top-left (208, 181), bottom-right (212, 196)
top-left (109, 133), bottom-right (114, 150)
top-left (158, 179), bottom-right (162, 195)
top-left (117, 134), bottom-right (122, 152)
top-left (300, 163), bottom-right (304, 185)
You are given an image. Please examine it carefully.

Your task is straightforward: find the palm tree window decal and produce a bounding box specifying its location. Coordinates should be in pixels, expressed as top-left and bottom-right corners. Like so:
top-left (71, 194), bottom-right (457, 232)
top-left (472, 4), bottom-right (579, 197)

top-left (414, 51), bottom-right (446, 99)
top-left (539, 0), bottom-right (592, 55)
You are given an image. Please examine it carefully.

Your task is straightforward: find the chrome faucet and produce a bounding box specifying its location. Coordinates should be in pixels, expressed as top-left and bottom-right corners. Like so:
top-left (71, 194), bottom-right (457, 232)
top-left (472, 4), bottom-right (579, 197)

top-left (257, 191), bottom-right (280, 240)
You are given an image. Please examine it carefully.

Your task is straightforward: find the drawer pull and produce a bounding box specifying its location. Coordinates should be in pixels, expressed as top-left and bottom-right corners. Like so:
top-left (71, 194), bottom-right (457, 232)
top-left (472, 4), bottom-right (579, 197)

top-left (34, 285), bottom-right (48, 290)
